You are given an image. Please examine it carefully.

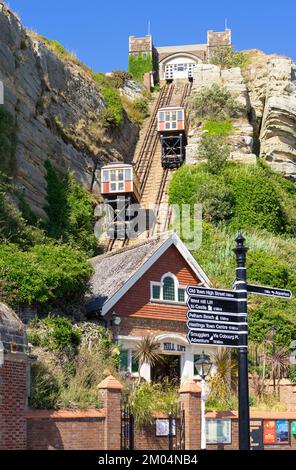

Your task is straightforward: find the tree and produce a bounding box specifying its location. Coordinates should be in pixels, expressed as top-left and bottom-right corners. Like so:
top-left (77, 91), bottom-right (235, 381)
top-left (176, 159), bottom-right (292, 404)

top-left (267, 346), bottom-right (290, 397)
top-left (208, 348), bottom-right (238, 405)
top-left (134, 335), bottom-right (163, 383)
top-left (198, 134), bottom-right (230, 174)
top-left (189, 83), bottom-right (241, 121)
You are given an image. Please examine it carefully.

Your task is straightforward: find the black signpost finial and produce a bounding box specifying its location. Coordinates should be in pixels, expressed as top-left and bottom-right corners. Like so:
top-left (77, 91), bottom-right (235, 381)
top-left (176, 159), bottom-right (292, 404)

top-left (233, 232), bottom-right (250, 450)
top-left (233, 232), bottom-right (248, 267)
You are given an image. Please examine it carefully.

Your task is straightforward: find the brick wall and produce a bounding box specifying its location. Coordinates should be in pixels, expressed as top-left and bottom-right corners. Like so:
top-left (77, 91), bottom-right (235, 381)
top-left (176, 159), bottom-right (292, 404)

top-left (27, 410), bottom-right (106, 450)
top-left (0, 354), bottom-right (28, 450)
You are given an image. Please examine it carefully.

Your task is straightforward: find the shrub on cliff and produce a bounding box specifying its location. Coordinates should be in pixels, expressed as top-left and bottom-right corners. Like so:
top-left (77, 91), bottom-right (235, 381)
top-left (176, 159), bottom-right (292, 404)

top-left (198, 134), bottom-right (230, 174)
top-left (0, 106), bottom-right (16, 177)
top-left (44, 160), bottom-right (98, 256)
top-left (210, 46), bottom-right (249, 69)
top-left (0, 243), bottom-right (93, 307)
top-left (189, 83), bottom-right (242, 120)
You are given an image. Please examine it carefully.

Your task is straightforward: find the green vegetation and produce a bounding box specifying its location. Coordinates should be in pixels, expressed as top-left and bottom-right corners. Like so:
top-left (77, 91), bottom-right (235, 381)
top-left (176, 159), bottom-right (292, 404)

top-left (210, 46), bottom-right (249, 69)
top-left (127, 380), bottom-right (178, 426)
top-left (0, 243), bottom-right (92, 307)
top-left (198, 134), bottom-right (230, 174)
top-left (44, 160), bottom-right (98, 256)
top-left (122, 97), bottom-right (149, 126)
top-left (169, 158), bottom-right (296, 348)
top-left (189, 83), bottom-right (242, 121)
top-left (92, 73), bottom-right (124, 128)
top-left (29, 319), bottom-right (119, 409)
top-left (202, 119), bottom-right (234, 137)
top-left (0, 106), bottom-right (17, 177)
top-left (128, 53), bottom-right (153, 82)
top-left (288, 364), bottom-right (296, 385)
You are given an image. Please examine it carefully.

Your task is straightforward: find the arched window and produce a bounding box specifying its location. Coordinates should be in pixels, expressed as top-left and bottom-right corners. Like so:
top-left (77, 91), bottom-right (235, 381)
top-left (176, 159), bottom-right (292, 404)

top-left (151, 273), bottom-right (186, 303)
top-left (163, 276), bottom-right (175, 301)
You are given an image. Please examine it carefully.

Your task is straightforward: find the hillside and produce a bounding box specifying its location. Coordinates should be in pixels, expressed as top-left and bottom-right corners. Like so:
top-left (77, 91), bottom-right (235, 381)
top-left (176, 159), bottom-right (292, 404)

top-left (0, 2), bottom-right (144, 218)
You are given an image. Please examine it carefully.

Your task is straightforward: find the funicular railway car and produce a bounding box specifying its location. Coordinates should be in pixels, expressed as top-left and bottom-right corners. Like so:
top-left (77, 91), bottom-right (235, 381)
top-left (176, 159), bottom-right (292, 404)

top-left (157, 106), bottom-right (187, 169)
top-left (101, 163), bottom-right (141, 239)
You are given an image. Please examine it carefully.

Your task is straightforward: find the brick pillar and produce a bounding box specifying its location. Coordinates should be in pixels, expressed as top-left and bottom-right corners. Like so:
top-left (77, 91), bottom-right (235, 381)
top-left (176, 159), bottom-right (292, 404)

top-left (97, 375), bottom-right (123, 450)
top-left (179, 379), bottom-right (202, 450)
top-left (0, 353), bottom-right (28, 450)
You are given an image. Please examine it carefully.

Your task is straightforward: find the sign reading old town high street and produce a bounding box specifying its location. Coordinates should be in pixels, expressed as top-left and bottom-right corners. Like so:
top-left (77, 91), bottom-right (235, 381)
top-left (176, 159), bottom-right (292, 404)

top-left (186, 286), bottom-right (239, 300)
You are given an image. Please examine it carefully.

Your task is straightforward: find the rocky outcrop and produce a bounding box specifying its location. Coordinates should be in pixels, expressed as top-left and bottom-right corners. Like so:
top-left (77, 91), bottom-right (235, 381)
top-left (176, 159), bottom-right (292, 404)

top-left (0, 3), bottom-right (139, 217)
top-left (187, 64), bottom-right (255, 164)
top-left (188, 54), bottom-right (296, 179)
top-left (258, 58), bottom-right (296, 180)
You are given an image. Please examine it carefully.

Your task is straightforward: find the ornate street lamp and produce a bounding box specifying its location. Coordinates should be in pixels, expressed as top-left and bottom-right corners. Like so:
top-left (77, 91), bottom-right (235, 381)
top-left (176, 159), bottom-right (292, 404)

top-left (195, 351), bottom-right (213, 450)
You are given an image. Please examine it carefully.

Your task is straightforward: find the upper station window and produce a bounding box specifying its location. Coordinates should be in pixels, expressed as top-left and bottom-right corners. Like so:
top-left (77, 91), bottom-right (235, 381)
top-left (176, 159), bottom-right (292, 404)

top-left (103, 170), bottom-right (109, 182)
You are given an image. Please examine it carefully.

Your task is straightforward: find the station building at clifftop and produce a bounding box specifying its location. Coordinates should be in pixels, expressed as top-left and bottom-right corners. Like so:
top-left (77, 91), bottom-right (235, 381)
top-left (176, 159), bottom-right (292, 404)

top-left (129, 28), bottom-right (231, 81)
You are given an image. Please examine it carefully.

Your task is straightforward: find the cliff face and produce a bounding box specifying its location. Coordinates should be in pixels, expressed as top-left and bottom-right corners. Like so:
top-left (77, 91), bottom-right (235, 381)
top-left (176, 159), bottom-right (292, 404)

top-left (0, 3), bottom-right (139, 217)
top-left (187, 51), bottom-right (296, 181)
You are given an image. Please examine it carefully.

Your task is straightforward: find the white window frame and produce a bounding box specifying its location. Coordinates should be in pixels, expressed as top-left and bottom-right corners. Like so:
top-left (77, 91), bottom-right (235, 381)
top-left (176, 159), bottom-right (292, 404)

top-left (120, 348), bottom-right (139, 376)
top-left (150, 273), bottom-right (187, 304)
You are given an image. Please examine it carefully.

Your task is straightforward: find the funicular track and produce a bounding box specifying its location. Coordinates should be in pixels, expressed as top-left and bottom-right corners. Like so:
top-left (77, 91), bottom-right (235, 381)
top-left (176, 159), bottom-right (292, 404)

top-left (135, 83), bottom-right (175, 195)
top-left (106, 80), bottom-right (192, 251)
top-left (148, 80), bottom-right (193, 236)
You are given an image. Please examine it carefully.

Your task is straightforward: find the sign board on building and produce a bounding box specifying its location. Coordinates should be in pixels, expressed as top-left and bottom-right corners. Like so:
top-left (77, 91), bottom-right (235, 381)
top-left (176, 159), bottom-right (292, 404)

top-left (206, 418), bottom-right (231, 444)
top-left (250, 420), bottom-right (263, 450)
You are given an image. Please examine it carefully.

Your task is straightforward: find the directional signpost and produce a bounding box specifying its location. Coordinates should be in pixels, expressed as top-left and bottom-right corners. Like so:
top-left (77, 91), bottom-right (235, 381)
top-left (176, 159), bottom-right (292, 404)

top-left (186, 233), bottom-right (293, 451)
top-left (247, 284), bottom-right (292, 299)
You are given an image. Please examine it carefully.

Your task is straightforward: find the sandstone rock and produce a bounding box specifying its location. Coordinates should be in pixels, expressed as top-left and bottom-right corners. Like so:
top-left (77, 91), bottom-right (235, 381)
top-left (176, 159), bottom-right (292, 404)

top-left (119, 79), bottom-right (144, 100)
top-left (0, 3), bottom-right (139, 216)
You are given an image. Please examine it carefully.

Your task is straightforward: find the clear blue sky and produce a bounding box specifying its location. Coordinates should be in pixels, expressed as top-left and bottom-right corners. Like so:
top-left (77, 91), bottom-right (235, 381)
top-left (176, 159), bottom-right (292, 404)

top-left (7, 0), bottom-right (296, 72)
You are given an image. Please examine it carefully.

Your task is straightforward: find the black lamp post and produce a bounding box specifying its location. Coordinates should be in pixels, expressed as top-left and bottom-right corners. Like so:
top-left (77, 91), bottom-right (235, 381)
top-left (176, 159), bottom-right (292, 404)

top-left (194, 351), bottom-right (213, 380)
top-left (195, 351), bottom-right (213, 449)
top-left (233, 233), bottom-right (250, 450)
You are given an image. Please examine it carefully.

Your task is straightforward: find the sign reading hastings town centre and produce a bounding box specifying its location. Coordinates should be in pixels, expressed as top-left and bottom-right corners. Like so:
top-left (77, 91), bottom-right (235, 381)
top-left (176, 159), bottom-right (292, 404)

top-left (186, 284), bottom-right (292, 348)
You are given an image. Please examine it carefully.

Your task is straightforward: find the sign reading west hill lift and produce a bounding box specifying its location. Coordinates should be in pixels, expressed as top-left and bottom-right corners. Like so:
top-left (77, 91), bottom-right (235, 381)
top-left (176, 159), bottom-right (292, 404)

top-left (186, 283), bottom-right (292, 348)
